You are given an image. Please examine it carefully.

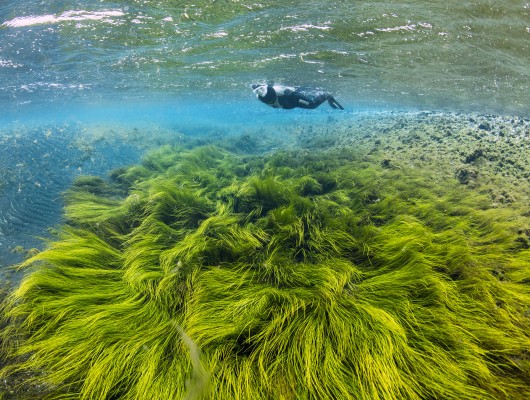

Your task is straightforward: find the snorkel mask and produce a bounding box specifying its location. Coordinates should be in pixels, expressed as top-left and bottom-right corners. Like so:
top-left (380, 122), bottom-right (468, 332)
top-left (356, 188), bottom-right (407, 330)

top-left (252, 84), bottom-right (268, 98)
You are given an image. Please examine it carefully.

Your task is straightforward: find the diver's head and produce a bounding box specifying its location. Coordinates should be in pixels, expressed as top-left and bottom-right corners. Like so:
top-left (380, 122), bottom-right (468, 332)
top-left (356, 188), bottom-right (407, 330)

top-left (252, 84), bottom-right (269, 98)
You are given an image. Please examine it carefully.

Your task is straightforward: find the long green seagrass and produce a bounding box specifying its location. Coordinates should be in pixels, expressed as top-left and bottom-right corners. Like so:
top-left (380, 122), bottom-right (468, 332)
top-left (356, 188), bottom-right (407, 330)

top-left (1, 145), bottom-right (529, 399)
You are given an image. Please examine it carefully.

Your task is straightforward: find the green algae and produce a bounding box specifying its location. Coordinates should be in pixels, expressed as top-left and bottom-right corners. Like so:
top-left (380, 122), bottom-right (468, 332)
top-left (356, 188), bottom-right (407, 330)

top-left (1, 145), bottom-right (529, 399)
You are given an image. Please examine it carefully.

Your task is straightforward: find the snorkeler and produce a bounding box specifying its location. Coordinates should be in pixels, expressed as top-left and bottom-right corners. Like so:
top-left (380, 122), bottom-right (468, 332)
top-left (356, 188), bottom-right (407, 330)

top-left (252, 84), bottom-right (344, 110)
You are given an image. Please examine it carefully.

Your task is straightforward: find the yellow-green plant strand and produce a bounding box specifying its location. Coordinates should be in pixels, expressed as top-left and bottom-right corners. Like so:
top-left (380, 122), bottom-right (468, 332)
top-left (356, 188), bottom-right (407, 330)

top-left (1, 146), bottom-right (529, 399)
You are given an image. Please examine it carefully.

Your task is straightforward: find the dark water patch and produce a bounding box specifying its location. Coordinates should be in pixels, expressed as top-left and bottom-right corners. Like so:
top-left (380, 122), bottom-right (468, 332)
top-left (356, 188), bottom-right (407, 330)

top-left (0, 125), bottom-right (145, 276)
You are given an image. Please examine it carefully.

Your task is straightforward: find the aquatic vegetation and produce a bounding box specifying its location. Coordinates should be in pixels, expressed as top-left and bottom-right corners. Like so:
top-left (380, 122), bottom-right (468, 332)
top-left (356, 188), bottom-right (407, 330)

top-left (1, 145), bottom-right (529, 399)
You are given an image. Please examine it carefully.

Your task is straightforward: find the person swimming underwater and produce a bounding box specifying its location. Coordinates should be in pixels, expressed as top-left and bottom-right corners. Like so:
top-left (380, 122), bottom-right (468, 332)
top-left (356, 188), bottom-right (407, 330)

top-left (252, 84), bottom-right (344, 110)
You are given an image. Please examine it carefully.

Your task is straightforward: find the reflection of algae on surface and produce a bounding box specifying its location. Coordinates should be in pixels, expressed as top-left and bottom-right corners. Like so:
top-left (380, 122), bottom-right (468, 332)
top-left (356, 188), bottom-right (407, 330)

top-left (1, 145), bottom-right (530, 399)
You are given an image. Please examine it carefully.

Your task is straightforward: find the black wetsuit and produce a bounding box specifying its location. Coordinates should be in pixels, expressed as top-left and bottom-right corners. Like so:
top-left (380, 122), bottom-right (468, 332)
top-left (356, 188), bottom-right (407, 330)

top-left (252, 84), bottom-right (344, 110)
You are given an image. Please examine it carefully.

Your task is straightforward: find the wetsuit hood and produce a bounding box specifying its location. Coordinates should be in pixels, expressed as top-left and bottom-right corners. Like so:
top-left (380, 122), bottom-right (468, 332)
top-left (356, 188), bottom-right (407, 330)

top-left (253, 84), bottom-right (276, 104)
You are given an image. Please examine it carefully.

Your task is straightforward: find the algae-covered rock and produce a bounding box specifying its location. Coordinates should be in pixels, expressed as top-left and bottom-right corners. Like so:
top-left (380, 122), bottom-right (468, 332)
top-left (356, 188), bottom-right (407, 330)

top-left (1, 146), bottom-right (529, 400)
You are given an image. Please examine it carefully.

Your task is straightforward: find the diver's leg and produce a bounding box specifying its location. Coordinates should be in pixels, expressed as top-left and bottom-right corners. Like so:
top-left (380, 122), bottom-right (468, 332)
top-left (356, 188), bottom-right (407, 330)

top-left (327, 96), bottom-right (344, 110)
top-left (302, 93), bottom-right (328, 109)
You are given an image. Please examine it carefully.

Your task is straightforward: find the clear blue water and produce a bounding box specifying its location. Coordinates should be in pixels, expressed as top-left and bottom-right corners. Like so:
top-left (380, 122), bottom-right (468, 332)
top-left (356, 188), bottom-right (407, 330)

top-left (1, 0), bottom-right (529, 114)
top-left (0, 0), bottom-right (529, 274)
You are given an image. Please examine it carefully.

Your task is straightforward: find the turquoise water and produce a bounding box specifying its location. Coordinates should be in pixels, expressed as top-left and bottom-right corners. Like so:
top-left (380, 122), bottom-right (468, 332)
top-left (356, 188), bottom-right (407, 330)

top-left (1, 0), bottom-right (529, 113)
top-left (0, 0), bottom-right (529, 273)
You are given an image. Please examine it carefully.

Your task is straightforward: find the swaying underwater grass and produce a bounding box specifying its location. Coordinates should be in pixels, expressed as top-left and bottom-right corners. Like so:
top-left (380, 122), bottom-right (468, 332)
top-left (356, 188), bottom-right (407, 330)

top-left (1, 145), bottom-right (530, 399)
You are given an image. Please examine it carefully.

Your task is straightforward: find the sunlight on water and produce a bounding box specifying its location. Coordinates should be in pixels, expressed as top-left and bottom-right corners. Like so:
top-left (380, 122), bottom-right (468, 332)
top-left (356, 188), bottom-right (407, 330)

top-left (0, 0), bottom-right (528, 113)
top-left (2, 10), bottom-right (125, 28)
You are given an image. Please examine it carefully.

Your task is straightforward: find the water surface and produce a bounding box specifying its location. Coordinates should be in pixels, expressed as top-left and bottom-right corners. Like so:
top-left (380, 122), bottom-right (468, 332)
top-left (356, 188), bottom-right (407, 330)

top-left (1, 0), bottom-right (529, 114)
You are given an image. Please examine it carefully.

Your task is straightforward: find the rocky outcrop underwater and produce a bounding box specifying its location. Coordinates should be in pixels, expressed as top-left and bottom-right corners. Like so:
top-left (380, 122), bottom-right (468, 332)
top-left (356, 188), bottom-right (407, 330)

top-left (1, 145), bottom-right (529, 399)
